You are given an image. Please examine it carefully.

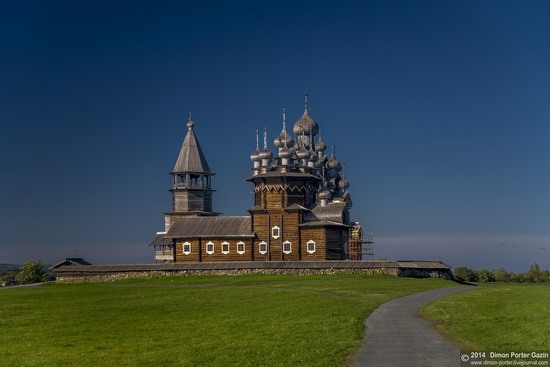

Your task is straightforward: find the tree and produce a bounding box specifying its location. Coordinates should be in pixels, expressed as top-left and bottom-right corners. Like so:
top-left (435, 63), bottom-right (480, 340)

top-left (493, 267), bottom-right (511, 282)
top-left (15, 260), bottom-right (48, 284)
top-left (476, 269), bottom-right (495, 282)
top-left (453, 266), bottom-right (478, 282)
top-left (524, 263), bottom-right (545, 283)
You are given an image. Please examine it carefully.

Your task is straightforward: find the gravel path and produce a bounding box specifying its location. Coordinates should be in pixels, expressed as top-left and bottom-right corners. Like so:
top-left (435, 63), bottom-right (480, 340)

top-left (350, 285), bottom-right (476, 367)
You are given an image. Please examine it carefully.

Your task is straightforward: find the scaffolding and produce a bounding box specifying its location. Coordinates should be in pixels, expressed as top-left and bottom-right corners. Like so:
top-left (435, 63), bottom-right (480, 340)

top-left (348, 222), bottom-right (374, 260)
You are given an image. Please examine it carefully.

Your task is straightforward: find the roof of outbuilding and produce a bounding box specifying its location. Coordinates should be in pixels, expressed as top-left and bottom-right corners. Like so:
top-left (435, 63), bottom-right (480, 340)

top-left (165, 216), bottom-right (254, 238)
top-left (172, 118), bottom-right (212, 174)
top-left (49, 258), bottom-right (91, 270)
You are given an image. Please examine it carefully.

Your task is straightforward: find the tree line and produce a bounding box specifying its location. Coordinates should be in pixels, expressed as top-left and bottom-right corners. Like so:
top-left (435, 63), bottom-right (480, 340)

top-left (1, 260), bottom-right (51, 286)
top-left (453, 263), bottom-right (550, 283)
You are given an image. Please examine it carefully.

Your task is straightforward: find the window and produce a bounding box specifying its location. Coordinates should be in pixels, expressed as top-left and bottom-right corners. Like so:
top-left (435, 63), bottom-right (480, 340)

top-left (259, 241), bottom-right (267, 254)
top-left (307, 240), bottom-right (316, 254)
top-left (206, 241), bottom-right (214, 254)
top-left (222, 241), bottom-right (229, 254)
top-left (271, 226), bottom-right (280, 239)
top-left (183, 242), bottom-right (191, 255)
top-left (237, 241), bottom-right (245, 254)
top-left (283, 241), bottom-right (291, 254)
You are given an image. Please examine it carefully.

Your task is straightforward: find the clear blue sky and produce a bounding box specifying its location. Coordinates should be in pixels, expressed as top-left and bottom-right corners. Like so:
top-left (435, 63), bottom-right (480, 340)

top-left (1, 0), bottom-right (549, 271)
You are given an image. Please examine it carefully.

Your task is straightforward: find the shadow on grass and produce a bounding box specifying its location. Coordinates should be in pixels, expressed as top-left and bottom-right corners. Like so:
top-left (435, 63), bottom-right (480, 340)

top-left (451, 279), bottom-right (478, 286)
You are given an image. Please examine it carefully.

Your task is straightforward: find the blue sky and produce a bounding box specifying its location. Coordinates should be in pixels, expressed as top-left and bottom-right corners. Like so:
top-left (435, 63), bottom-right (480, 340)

top-left (1, 0), bottom-right (549, 271)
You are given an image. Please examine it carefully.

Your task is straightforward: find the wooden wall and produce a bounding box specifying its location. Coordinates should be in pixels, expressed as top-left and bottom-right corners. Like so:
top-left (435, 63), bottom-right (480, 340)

top-left (172, 189), bottom-right (212, 213)
top-left (175, 239), bottom-right (254, 262)
top-left (299, 227), bottom-right (327, 261)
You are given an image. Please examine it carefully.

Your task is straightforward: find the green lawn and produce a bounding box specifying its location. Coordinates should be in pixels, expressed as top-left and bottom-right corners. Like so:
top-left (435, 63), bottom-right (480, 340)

top-left (421, 283), bottom-right (550, 351)
top-left (0, 274), bottom-right (453, 367)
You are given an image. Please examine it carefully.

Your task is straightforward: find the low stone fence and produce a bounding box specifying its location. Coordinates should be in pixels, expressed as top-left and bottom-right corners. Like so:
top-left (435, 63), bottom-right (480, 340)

top-left (54, 260), bottom-right (453, 283)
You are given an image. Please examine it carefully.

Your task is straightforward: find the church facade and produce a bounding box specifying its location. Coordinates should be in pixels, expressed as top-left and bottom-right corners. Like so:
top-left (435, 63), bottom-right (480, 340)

top-left (150, 95), bottom-right (365, 262)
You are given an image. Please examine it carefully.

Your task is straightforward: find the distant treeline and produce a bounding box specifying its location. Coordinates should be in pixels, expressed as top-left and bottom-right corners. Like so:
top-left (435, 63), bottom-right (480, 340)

top-left (453, 264), bottom-right (550, 283)
top-left (0, 264), bottom-right (20, 274)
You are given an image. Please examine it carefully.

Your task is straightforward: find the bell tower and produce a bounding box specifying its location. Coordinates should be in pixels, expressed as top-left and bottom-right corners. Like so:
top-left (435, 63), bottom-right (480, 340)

top-left (165, 112), bottom-right (217, 231)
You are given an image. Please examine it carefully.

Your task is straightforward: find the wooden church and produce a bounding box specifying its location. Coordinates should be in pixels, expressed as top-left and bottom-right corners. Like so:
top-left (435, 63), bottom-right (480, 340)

top-left (150, 95), bottom-right (365, 262)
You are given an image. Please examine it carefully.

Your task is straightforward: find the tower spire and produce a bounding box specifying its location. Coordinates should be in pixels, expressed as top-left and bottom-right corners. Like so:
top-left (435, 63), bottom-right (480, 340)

top-left (255, 129), bottom-right (259, 150)
top-left (187, 110), bottom-right (194, 130)
top-left (263, 127), bottom-right (267, 148)
top-left (304, 91), bottom-right (309, 111)
top-left (282, 108), bottom-right (286, 130)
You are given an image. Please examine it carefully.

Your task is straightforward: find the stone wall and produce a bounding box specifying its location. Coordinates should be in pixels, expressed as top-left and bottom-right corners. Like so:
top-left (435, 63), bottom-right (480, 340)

top-left (55, 264), bottom-right (452, 283)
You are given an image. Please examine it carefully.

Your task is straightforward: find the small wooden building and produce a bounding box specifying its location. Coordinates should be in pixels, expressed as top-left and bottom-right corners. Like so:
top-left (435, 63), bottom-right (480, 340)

top-left (151, 96), bottom-right (366, 262)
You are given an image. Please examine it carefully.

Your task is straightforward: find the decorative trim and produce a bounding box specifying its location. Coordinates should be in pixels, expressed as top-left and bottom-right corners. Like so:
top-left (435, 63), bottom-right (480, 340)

top-left (259, 241), bottom-right (267, 255)
top-left (206, 241), bottom-right (214, 255)
top-left (252, 183), bottom-right (316, 193)
top-left (272, 226), bottom-right (280, 239)
top-left (221, 241), bottom-right (229, 254)
top-left (237, 241), bottom-right (245, 254)
top-left (283, 241), bottom-right (292, 254)
top-left (307, 240), bottom-right (316, 254)
top-left (183, 241), bottom-right (191, 255)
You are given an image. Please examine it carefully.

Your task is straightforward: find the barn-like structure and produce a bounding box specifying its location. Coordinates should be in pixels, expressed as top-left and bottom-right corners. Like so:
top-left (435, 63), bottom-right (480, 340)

top-left (150, 95), bottom-right (366, 262)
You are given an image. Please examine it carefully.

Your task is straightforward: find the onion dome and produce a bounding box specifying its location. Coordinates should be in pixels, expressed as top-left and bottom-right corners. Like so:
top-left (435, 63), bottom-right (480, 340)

top-left (274, 108), bottom-right (295, 149)
top-left (308, 132), bottom-right (318, 163)
top-left (250, 130), bottom-right (261, 162)
top-left (293, 93), bottom-right (319, 137)
top-left (296, 143), bottom-right (311, 160)
top-left (309, 150), bottom-right (319, 163)
top-left (293, 109), bottom-right (319, 136)
top-left (315, 135), bottom-right (327, 153)
top-left (259, 146), bottom-right (273, 160)
top-left (279, 144), bottom-right (292, 159)
top-left (315, 155), bottom-right (326, 168)
top-left (259, 128), bottom-right (273, 160)
top-left (326, 143), bottom-right (341, 171)
top-left (338, 177), bottom-right (349, 190)
top-left (326, 157), bottom-right (341, 171)
top-left (318, 189), bottom-right (331, 200)
top-left (275, 130), bottom-right (294, 149)
top-left (250, 148), bottom-right (261, 162)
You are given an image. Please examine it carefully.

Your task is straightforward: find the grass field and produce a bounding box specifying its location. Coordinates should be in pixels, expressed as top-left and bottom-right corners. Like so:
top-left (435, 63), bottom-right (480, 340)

top-left (0, 274), bottom-right (453, 367)
top-left (421, 283), bottom-right (550, 351)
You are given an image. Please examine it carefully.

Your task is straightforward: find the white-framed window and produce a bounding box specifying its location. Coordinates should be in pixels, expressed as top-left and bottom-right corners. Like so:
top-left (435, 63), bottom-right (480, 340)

top-left (222, 241), bottom-right (229, 254)
top-left (237, 241), bottom-right (245, 254)
top-left (307, 240), bottom-right (316, 254)
top-left (259, 241), bottom-right (267, 254)
top-left (283, 241), bottom-right (291, 254)
top-left (206, 241), bottom-right (214, 254)
top-left (183, 242), bottom-right (191, 255)
top-left (271, 226), bottom-right (280, 239)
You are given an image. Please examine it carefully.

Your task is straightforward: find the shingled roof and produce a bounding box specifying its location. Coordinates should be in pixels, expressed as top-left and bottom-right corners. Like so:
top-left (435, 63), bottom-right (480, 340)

top-left (165, 216), bottom-right (254, 238)
top-left (172, 117), bottom-right (212, 174)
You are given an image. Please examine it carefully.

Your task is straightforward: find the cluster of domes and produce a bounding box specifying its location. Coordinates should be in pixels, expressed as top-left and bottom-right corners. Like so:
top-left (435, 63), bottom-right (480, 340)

top-left (250, 95), bottom-right (350, 206)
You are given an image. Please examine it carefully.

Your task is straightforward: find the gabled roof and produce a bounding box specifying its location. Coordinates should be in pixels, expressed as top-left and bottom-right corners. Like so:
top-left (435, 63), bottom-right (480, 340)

top-left (49, 258), bottom-right (91, 270)
top-left (304, 201), bottom-right (348, 223)
top-left (172, 120), bottom-right (212, 174)
top-left (165, 216), bottom-right (254, 238)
